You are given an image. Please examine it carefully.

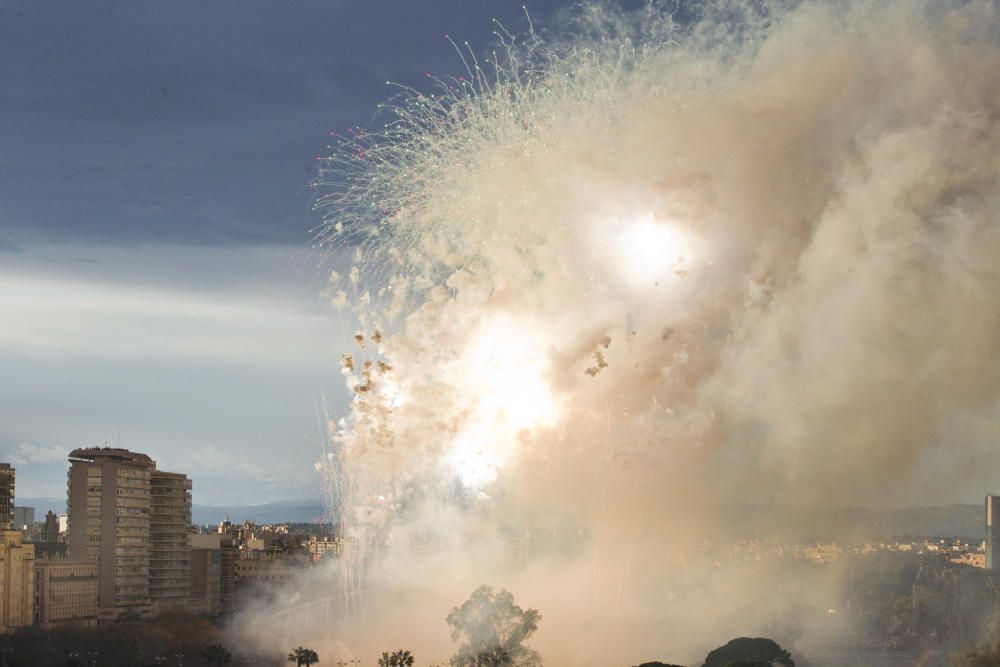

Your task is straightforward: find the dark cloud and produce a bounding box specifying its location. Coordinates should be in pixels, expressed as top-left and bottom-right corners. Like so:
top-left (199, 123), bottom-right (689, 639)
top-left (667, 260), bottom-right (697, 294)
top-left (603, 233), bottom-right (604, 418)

top-left (0, 0), bottom-right (572, 247)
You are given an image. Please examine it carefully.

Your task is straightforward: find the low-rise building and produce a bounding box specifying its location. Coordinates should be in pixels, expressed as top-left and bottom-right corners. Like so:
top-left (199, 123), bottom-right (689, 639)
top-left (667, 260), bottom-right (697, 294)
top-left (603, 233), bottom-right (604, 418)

top-left (307, 537), bottom-right (342, 561)
top-left (33, 542), bottom-right (68, 561)
top-left (233, 557), bottom-right (301, 611)
top-left (234, 558), bottom-right (299, 587)
top-left (34, 560), bottom-right (98, 627)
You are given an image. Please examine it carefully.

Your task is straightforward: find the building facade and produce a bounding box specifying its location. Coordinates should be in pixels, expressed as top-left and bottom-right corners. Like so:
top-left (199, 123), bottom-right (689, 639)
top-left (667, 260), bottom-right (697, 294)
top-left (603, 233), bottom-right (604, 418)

top-left (0, 530), bottom-right (34, 632)
top-left (67, 448), bottom-right (155, 621)
top-left (190, 533), bottom-right (235, 614)
top-left (0, 465), bottom-right (14, 530)
top-left (11, 507), bottom-right (33, 533)
top-left (189, 547), bottom-right (221, 615)
top-left (307, 536), bottom-right (342, 561)
top-left (987, 495), bottom-right (1000, 572)
top-left (34, 560), bottom-right (98, 627)
top-left (149, 471), bottom-right (192, 612)
top-left (41, 511), bottom-right (60, 543)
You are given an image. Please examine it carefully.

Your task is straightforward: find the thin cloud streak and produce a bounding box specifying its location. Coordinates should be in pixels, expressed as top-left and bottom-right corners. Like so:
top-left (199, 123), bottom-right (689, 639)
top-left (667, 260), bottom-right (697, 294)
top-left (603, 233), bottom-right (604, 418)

top-left (0, 271), bottom-right (336, 365)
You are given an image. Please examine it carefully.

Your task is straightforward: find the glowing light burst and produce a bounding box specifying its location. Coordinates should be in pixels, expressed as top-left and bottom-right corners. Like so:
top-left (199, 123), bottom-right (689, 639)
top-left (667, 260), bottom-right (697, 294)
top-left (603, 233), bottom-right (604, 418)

top-left (447, 315), bottom-right (559, 488)
top-left (617, 213), bottom-right (691, 286)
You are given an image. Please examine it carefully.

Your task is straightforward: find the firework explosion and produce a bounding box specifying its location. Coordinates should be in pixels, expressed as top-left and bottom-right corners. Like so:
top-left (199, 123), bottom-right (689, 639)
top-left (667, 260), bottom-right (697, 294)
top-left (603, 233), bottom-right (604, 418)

top-left (295, 1), bottom-right (1000, 663)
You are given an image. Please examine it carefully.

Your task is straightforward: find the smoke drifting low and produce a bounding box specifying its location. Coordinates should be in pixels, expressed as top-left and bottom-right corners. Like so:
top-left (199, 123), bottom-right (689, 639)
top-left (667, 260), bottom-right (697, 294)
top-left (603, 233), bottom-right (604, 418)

top-left (255, 1), bottom-right (1000, 663)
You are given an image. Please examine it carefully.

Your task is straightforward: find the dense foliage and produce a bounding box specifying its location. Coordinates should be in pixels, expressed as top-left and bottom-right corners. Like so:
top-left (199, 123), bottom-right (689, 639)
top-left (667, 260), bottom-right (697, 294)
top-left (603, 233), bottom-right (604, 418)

top-left (0, 612), bottom-right (241, 667)
top-left (447, 586), bottom-right (541, 667)
top-left (701, 637), bottom-right (794, 667)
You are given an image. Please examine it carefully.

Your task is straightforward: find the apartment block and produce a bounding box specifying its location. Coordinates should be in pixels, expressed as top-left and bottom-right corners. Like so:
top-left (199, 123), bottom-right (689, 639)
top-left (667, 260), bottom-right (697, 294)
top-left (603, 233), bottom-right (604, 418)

top-left (987, 495), bottom-right (1000, 572)
top-left (67, 448), bottom-right (154, 621)
top-left (11, 507), bottom-right (33, 532)
top-left (191, 532), bottom-right (236, 614)
top-left (189, 547), bottom-right (221, 615)
top-left (0, 465), bottom-right (13, 530)
top-left (0, 530), bottom-right (35, 632)
top-left (41, 511), bottom-right (59, 543)
top-left (34, 560), bottom-right (98, 627)
top-left (149, 471), bottom-right (192, 612)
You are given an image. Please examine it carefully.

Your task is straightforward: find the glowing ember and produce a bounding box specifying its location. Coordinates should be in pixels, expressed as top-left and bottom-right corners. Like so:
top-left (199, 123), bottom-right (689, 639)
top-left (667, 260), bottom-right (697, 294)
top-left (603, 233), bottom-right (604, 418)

top-left (447, 315), bottom-right (558, 487)
top-left (618, 213), bottom-right (691, 285)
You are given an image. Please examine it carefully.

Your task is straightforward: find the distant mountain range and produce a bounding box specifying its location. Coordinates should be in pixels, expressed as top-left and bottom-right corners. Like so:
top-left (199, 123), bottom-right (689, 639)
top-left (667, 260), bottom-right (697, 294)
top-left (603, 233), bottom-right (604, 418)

top-left (13, 497), bottom-right (986, 539)
top-left (16, 497), bottom-right (330, 526)
top-left (714, 503), bottom-right (986, 541)
top-left (189, 499), bottom-right (328, 526)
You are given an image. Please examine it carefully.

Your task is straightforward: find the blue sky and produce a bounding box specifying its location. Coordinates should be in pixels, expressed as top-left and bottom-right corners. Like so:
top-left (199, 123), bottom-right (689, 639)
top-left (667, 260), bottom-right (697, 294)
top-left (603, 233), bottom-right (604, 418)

top-left (0, 0), bottom-right (575, 505)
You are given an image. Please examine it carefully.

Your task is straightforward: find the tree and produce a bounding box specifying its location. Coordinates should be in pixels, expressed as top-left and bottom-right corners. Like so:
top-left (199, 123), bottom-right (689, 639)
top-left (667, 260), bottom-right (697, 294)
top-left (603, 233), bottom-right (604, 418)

top-left (378, 650), bottom-right (415, 667)
top-left (701, 638), bottom-right (794, 667)
top-left (463, 646), bottom-right (511, 666)
top-left (446, 585), bottom-right (541, 667)
top-left (200, 644), bottom-right (232, 667)
top-left (287, 646), bottom-right (320, 667)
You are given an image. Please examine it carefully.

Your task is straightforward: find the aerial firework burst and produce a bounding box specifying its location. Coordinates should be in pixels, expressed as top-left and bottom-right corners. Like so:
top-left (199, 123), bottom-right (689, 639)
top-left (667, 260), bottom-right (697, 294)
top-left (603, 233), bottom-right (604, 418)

top-left (313, 2), bottom-right (721, 494)
top-left (296, 1), bottom-right (1000, 663)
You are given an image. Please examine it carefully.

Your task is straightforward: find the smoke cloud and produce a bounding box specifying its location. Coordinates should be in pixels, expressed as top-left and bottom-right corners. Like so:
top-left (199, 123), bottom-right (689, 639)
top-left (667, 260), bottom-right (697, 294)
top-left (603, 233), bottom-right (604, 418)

top-left (241, 1), bottom-right (1000, 664)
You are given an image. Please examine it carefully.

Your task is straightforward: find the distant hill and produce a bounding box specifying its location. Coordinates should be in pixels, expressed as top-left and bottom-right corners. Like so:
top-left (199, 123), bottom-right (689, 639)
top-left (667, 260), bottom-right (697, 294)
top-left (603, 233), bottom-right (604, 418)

top-left (15, 496), bottom-right (985, 538)
top-left (17, 497), bottom-right (330, 526)
top-left (191, 498), bottom-right (328, 526)
top-left (888, 504), bottom-right (983, 539)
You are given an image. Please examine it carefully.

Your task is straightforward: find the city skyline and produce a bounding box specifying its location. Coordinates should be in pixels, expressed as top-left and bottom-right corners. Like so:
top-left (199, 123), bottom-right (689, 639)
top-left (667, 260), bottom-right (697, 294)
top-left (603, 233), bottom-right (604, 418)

top-left (4, 0), bottom-right (1000, 663)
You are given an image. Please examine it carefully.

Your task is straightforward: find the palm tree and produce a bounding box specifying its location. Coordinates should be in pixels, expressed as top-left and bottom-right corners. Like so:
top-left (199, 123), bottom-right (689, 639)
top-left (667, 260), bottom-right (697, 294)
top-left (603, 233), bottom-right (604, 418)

top-left (200, 644), bottom-right (232, 667)
top-left (287, 646), bottom-right (320, 667)
top-left (474, 647), bottom-right (512, 666)
top-left (378, 650), bottom-right (415, 667)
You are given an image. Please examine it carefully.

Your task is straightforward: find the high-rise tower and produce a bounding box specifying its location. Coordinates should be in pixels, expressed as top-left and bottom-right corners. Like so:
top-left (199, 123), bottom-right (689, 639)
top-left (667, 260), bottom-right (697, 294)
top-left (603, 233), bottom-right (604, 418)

top-left (148, 470), bottom-right (192, 611)
top-left (987, 495), bottom-right (1000, 572)
top-left (0, 465), bottom-right (14, 531)
top-left (67, 448), bottom-right (155, 621)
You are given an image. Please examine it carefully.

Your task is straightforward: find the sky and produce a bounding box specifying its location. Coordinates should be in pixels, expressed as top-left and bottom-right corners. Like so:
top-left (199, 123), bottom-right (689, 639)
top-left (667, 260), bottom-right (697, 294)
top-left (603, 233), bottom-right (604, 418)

top-left (0, 0), bottom-right (575, 505)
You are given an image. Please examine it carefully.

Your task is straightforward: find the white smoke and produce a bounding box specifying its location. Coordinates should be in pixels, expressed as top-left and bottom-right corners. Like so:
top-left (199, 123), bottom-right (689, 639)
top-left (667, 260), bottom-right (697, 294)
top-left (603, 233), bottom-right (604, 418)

top-left (244, 1), bottom-right (1000, 664)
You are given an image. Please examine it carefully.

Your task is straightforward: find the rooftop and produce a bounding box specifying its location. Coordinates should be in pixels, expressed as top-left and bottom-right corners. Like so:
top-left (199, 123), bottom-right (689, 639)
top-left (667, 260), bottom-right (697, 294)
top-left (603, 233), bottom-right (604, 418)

top-left (68, 447), bottom-right (156, 468)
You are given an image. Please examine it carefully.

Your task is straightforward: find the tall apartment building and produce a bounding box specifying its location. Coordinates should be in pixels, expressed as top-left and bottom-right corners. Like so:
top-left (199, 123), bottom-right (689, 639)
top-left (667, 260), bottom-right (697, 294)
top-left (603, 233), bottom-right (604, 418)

top-left (0, 465), bottom-right (14, 530)
top-left (67, 448), bottom-right (155, 621)
top-left (34, 560), bottom-right (98, 627)
top-left (41, 511), bottom-right (59, 543)
top-left (149, 471), bottom-right (191, 612)
top-left (987, 495), bottom-right (1000, 572)
top-left (190, 533), bottom-right (236, 614)
top-left (11, 507), bottom-right (33, 532)
top-left (189, 546), bottom-right (221, 615)
top-left (0, 530), bottom-right (35, 632)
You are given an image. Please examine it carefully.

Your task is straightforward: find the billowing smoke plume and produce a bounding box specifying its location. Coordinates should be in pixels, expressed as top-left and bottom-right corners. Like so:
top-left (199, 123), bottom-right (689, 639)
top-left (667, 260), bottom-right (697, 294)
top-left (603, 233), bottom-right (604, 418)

top-left (252, 1), bottom-right (1000, 664)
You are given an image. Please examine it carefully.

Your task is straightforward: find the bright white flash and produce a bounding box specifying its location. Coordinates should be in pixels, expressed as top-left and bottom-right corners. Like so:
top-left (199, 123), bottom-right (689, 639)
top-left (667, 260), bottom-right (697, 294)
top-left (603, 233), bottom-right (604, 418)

top-left (448, 316), bottom-right (559, 488)
top-left (618, 213), bottom-right (691, 285)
